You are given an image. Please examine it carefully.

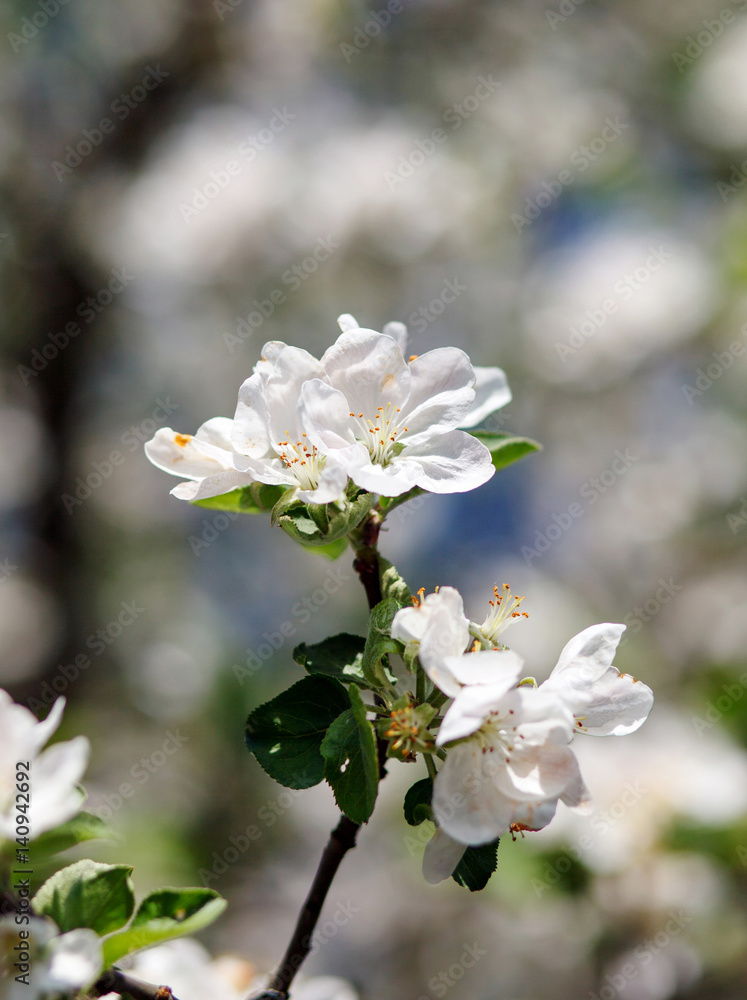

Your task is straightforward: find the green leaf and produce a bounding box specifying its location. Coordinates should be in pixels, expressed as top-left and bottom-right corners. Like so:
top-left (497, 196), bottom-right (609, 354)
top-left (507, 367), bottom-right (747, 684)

top-left (102, 888), bottom-right (227, 966)
top-left (403, 778), bottom-right (433, 826)
top-left (362, 597), bottom-right (401, 688)
top-left (451, 839), bottom-right (500, 891)
top-left (320, 685), bottom-right (379, 824)
top-left (245, 676), bottom-right (350, 789)
top-left (302, 537), bottom-right (349, 560)
top-left (377, 486), bottom-right (426, 516)
top-left (193, 482), bottom-right (286, 514)
top-left (380, 559), bottom-right (412, 608)
top-left (32, 813), bottom-right (116, 860)
top-left (33, 860), bottom-right (135, 935)
top-left (270, 486), bottom-right (304, 526)
top-left (469, 430), bottom-right (542, 472)
top-left (293, 634), bottom-right (367, 685)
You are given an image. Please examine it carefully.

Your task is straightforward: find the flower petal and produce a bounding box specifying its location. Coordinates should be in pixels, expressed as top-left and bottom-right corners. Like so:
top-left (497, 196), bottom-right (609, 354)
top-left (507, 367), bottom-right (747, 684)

top-left (549, 623), bottom-right (626, 685)
top-left (322, 330), bottom-right (410, 416)
top-left (42, 929), bottom-right (103, 993)
top-left (459, 366), bottom-right (512, 428)
top-left (510, 798), bottom-right (558, 831)
top-left (498, 742), bottom-right (581, 803)
top-left (573, 668), bottom-right (654, 736)
top-left (437, 679), bottom-right (524, 745)
top-left (170, 470), bottom-right (256, 502)
top-left (399, 348), bottom-right (476, 440)
top-left (232, 374), bottom-right (273, 456)
top-left (299, 380), bottom-right (357, 451)
top-left (422, 827), bottom-right (467, 884)
top-left (382, 320), bottom-right (408, 354)
top-left (337, 314), bottom-right (360, 332)
top-left (145, 428), bottom-right (235, 480)
top-left (433, 742), bottom-right (515, 844)
top-left (445, 649), bottom-right (524, 688)
top-left (401, 430), bottom-right (495, 494)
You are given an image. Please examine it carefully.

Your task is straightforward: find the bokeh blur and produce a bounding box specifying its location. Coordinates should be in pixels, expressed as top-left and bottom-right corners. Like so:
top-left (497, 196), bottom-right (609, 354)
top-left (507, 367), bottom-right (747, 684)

top-left (2, 0), bottom-right (747, 997)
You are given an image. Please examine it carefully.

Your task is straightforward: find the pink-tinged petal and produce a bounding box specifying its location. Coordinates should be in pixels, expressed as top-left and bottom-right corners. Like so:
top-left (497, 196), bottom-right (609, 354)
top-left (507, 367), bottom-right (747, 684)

top-left (400, 348), bottom-right (476, 440)
top-left (145, 428), bottom-right (235, 480)
top-left (321, 330), bottom-right (410, 415)
top-left (402, 430), bottom-right (495, 494)
top-left (445, 649), bottom-right (524, 688)
top-left (459, 366), bottom-right (512, 428)
top-left (422, 827), bottom-right (467, 884)
top-left (497, 743), bottom-right (581, 803)
top-left (574, 668), bottom-right (654, 736)
top-left (510, 798), bottom-right (558, 831)
top-left (299, 380), bottom-right (357, 451)
top-left (382, 320), bottom-right (408, 354)
top-left (232, 375), bottom-right (272, 456)
top-left (559, 757), bottom-right (594, 813)
top-left (549, 623), bottom-right (626, 685)
top-left (337, 314), bottom-right (360, 332)
top-left (170, 470), bottom-right (257, 502)
top-left (433, 742), bottom-right (515, 844)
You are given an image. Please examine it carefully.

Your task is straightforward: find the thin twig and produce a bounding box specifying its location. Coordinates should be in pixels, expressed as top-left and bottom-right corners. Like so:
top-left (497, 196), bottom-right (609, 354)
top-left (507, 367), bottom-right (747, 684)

top-left (91, 968), bottom-right (180, 1000)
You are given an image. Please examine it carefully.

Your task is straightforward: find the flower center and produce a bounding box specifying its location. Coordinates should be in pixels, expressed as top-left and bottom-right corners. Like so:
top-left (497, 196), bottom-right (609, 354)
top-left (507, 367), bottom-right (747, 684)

top-left (275, 434), bottom-right (324, 491)
top-left (477, 584), bottom-right (529, 645)
top-left (476, 707), bottom-right (519, 762)
top-left (349, 403), bottom-right (408, 466)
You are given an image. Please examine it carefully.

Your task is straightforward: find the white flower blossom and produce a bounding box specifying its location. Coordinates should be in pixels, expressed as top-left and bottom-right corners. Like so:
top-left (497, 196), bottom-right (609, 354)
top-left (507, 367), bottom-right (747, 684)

top-left (0, 917), bottom-right (102, 1000)
top-left (0, 691), bottom-right (89, 843)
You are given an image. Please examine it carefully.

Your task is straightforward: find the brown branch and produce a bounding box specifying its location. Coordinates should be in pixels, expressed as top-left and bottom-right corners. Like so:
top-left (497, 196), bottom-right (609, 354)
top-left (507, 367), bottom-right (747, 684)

top-left (256, 512), bottom-right (388, 999)
top-left (91, 968), bottom-right (179, 1000)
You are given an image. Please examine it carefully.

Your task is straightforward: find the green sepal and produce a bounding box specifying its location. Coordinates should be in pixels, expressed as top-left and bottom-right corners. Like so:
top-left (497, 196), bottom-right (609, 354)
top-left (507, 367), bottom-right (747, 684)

top-left (379, 558), bottom-right (412, 608)
top-left (31, 812), bottom-right (116, 861)
top-left (32, 860), bottom-right (135, 936)
top-left (293, 634), bottom-right (367, 685)
top-left (102, 887), bottom-right (227, 967)
top-left (451, 838), bottom-right (500, 891)
top-left (320, 684), bottom-right (379, 824)
top-left (469, 430), bottom-right (542, 471)
top-left (193, 483), bottom-right (285, 513)
top-left (245, 675), bottom-right (350, 789)
top-left (403, 777), bottom-right (433, 826)
top-left (361, 597), bottom-right (401, 689)
top-left (304, 537), bottom-right (349, 560)
top-left (377, 486), bottom-right (426, 516)
top-left (273, 490), bottom-right (376, 548)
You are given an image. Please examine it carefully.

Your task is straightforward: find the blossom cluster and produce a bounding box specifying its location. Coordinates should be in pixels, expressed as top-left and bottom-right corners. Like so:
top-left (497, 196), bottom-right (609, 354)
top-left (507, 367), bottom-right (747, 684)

top-left (145, 314), bottom-right (511, 502)
top-left (389, 586), bottom-right (654, 883)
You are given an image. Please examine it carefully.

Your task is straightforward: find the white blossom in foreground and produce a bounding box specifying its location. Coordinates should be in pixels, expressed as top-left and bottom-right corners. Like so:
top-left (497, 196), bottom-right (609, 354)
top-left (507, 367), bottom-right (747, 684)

top-left (0, 917), bottom-right (102, 1000)
top-left (306, 316), bottom-right (503, 496)
top-left (0, 691), bottom-right (89, 843)
top-left (97, 938), bottom-right (358, 1000)
top-left (425, 622), bottom-right (653, 882)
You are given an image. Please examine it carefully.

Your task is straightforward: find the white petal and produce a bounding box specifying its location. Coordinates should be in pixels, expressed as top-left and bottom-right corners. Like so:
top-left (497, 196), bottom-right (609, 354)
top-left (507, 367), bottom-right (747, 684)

top-left (401, 430), bottom-right (495, 494)
top-left (145, 428), bottom-right (235, 480)
top-left (417, 588), bottom-right (470, 663)
top-left (497, 743), bottom-right (581, 803)
top-left (399, 348), bottom-right (476, 439)
top-left (422, 827), bottom-right (467, 884)
top-left (171, 470), bottom-right (256, 502)
top-left (337, 314), bottom-right (360, 332)
top-left (194, 416), bottom-right (235, 452)
top-left (445, 649), bottom-right (524, 688)
top-left (299, 380), bottom-right (356, 451)
top-left (29, 697), bottom-right (65, 755)
top-left (549, 623), bottom-right (626, 686)
top-left (42, 929), bottom-right (102, 993)
top-left (382, 320), bottom-right (408, 354)
top-left (345, 455), bottom-right (422, 497)
top-left (437, 680), bottom-right (521, 745)
top-left (30, 737), bottom-right (89, 835)
top-left (321, 330), bottom-right (410, 417)
top-left (459, 366), bottom-right (512, 428)
top-left (260, 345), bottom-right (326, 444)
top-left (296, 461), bottom-right (349, 504)
top-left (433, 742), bottom-right (514, 844)
top-left (574, 668), bottom-right (654, 736)
top-left (232, 374), bottom-right (272, 456)
top-left (510, 798), bottom-right (558, 831)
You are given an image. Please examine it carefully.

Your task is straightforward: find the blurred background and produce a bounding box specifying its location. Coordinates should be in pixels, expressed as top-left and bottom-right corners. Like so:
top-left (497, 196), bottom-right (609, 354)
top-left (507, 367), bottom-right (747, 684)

top-left (1, 0), bottom-right (747, 997)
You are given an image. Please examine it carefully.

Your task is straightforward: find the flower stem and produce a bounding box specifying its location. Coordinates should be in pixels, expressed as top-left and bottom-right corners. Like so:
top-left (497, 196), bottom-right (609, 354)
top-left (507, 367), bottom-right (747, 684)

top-left (91, 969), bottom-right (180, 1000)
